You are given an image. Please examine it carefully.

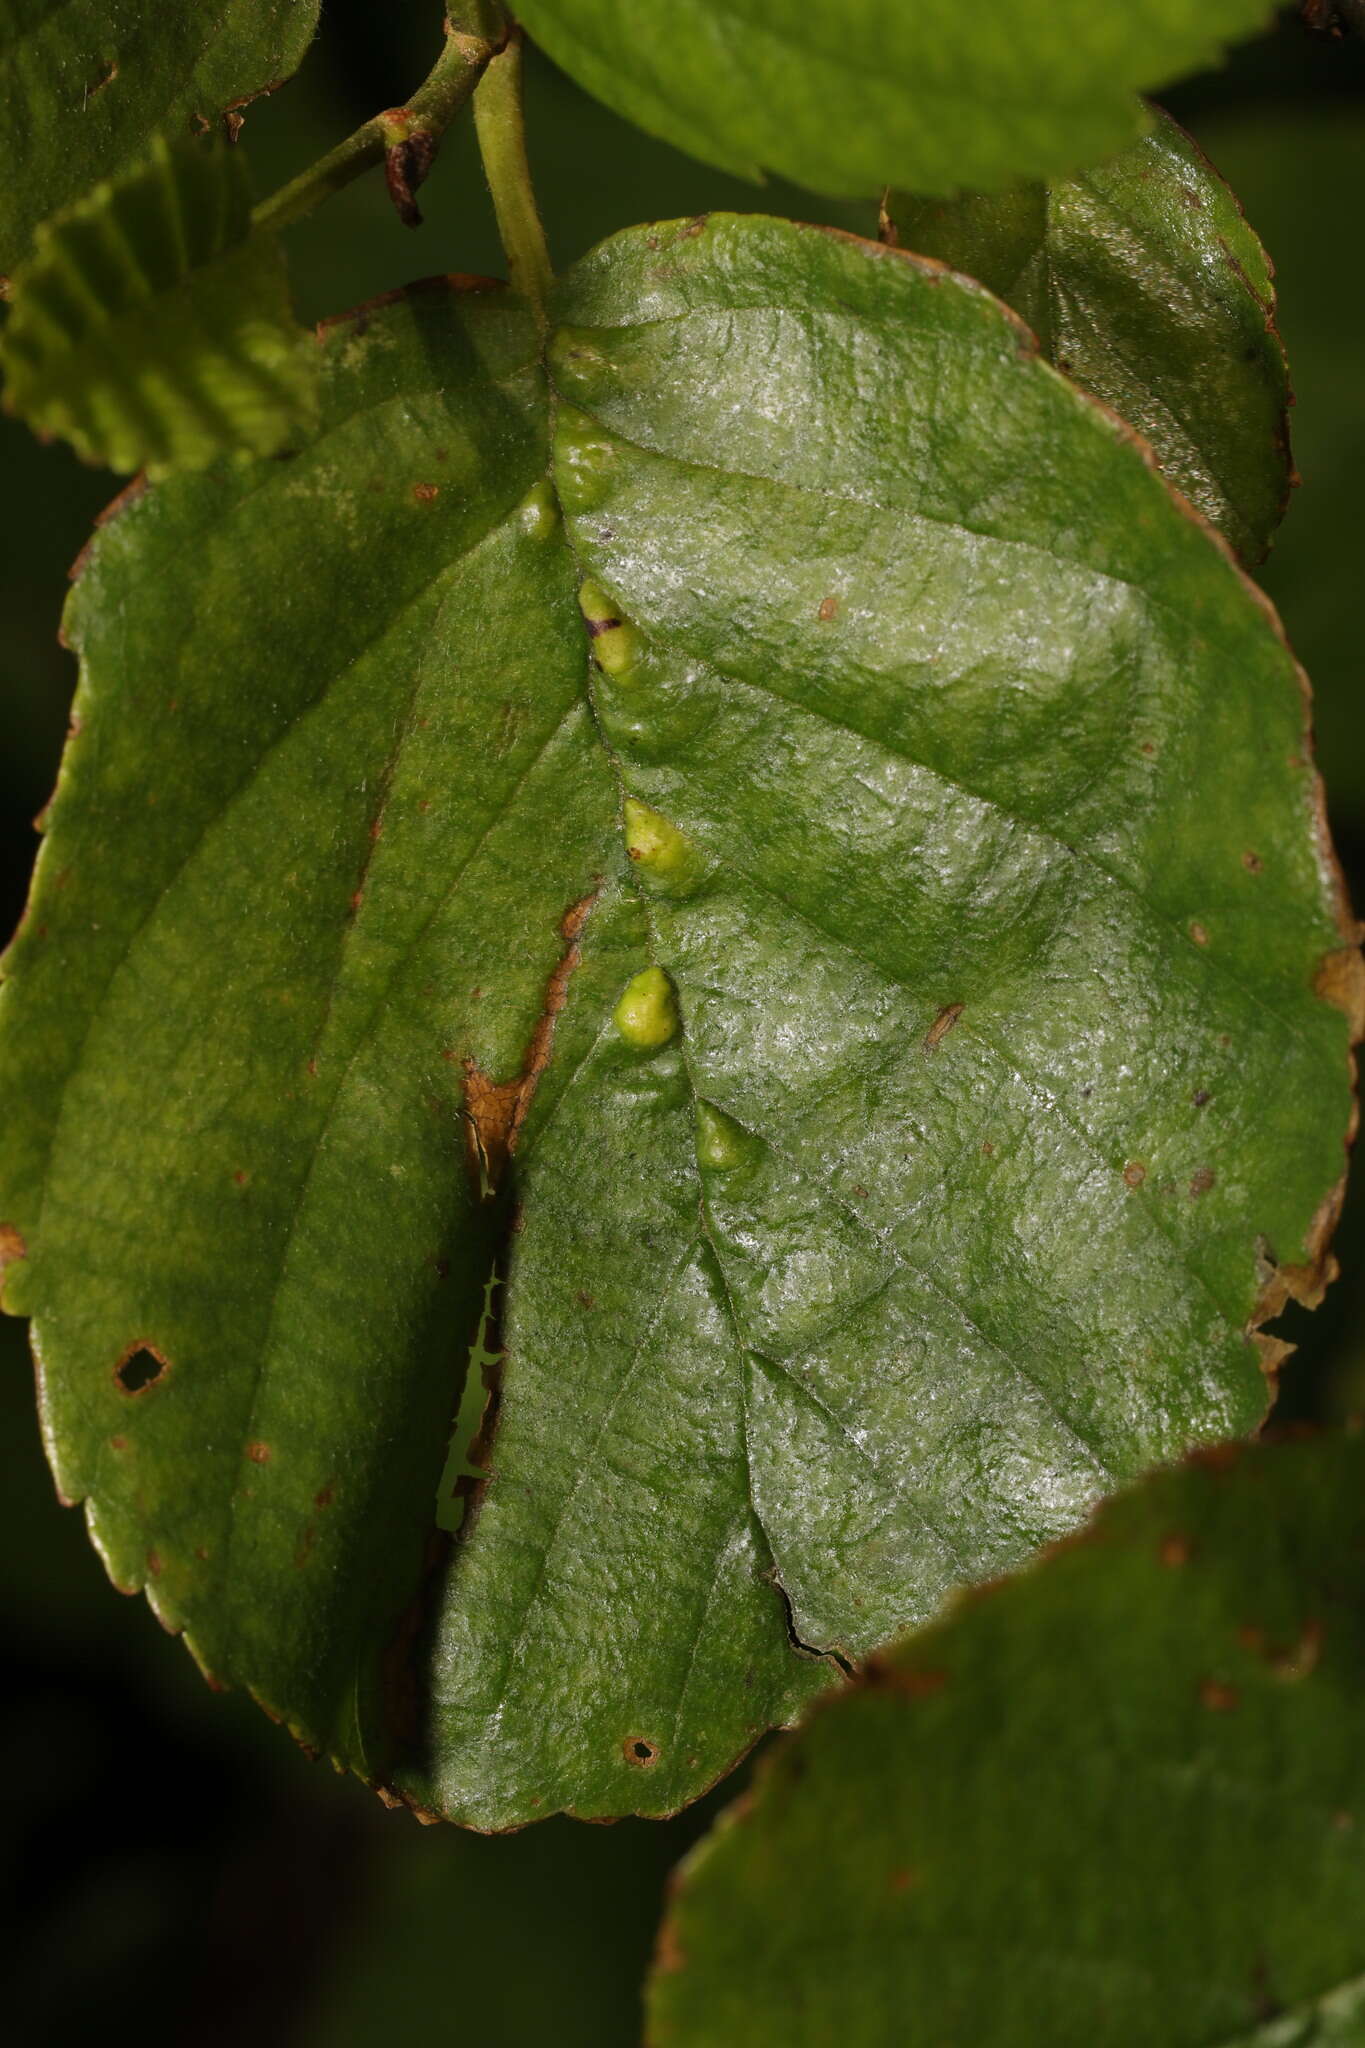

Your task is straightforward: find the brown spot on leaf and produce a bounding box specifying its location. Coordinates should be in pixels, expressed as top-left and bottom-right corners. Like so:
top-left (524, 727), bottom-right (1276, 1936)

top-left (1190, 922), bottom-right (1209, 946)
top-left (1189, 1167), bottom-right (1216, 1198)
top-left (624, 1736), bottom-right (660, 1766)
top-left (889, 1867), bottom-right (917, 1893)
top-left (315, 1484), bottom-right (335, 1508)
top-left (817, 595), bottom-right (839, 622)
top-left (246, 1441), bottom-right (271, 1464)
top-left (114, 1342), bottom-right (169, 1395)
top-left (1123, 1161), bottom-right (1146, 1188)
top-left (576, 1291), bottom-right (596, 1310)
top-left (461, 889), bottom-right (598, 1193)
top-left (146, 1550), bottom-right (163, 1578)
top-left (1315, 943), bottom-right (1365, 1038)
top-left (1199, 1679), bottom-right (1238, 1712)
top-left (110, 1435), bottom-right (128, 1452)
top-left (923, 1002), bottom-right (963, 1051)
top-left (1242, 850), bottom-right (1263, 874)
top-left (1159, 1533), bottom-right (1191, 1568)
top-left (1192, 1088), bottom-right (1211, 1108)
top-left (412, 481), bottom-right (440, 503)
top-left (0, 1221), bottom-right (26, 1280)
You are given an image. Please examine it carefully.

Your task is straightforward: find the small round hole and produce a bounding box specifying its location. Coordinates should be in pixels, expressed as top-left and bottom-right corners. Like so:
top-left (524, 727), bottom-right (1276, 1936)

top-left (114, 1342), bottom-right (169, 1395)
top-left (624, 1736), bottom-right (660, 1767)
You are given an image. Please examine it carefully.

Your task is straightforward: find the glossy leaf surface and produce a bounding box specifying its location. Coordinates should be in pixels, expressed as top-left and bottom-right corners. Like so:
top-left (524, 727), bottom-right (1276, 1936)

top-left (0, 215), bottom-right (1355, 1830)
top-left (1, 133), bottom-right (315, 473)
top-left (650, 1431), bottom-right (1365, 2047)
top-left (886, 111), bottom-right (1291, 563)
top-left (512, 0), bottom-right (1276, 197)
top-left (0, 0), bottom-right (319, 275)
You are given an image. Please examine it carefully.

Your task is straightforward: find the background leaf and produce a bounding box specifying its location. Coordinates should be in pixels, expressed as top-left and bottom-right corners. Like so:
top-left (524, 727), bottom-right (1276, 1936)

top-left (0, 214), bottom-right (1355, 1833)
top-left (512, 0), bottom-right (1277, 197)
top-left (0, 0), bottom-right (320, 275)
top-left (884, 110), bottom-right (1291, 564)
top-left (1, 132), bottom-right (316, 472)
top-left (650, 1430), bottom-right (1365, 2047)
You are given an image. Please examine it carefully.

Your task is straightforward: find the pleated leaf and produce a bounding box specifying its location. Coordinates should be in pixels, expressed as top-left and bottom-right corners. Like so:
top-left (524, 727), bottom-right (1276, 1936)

top-left (2, 132), bottom-right (316, 473)
top-left (0, 216), bottom-right (1356, 1830)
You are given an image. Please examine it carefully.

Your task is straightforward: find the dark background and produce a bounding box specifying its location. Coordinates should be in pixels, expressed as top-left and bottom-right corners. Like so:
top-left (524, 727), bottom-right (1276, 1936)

top-left (3, 8), bottom-right (1364, 2041)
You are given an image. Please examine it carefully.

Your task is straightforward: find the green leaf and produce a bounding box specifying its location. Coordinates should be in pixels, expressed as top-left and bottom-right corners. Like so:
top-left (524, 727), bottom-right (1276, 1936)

top-left (0, 0), bottom-right (320, 275)
top-left (884, 111), bottom-right (1291, 565)
top-left (0, 215), bottom-right (1355, 1830)
top-left (511, 0), bottom-right (1277, 197)
top-left (1, 133), bottom-right (316, 474)
top-left (649, 1430), bottom-right (1365, 2046)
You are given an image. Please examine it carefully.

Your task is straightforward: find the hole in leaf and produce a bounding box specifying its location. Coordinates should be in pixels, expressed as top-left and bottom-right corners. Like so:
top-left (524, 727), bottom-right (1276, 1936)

top-left (625, 1737), bottom-right (660, 1767)
top-left (114, 1342), bottom-right (169, 1395)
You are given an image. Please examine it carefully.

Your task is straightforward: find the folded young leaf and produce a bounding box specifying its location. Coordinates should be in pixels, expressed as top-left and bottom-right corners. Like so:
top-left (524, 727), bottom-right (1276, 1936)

top-left (512, 0), bottom-right (1276, 197)
top-left (1, 132), bottom-right (317, 473)
top-left (0, 0), bottom-right (320, 275)
top-left (650, 1430), bottom-right (1365, 2046)
top-left (885, 111), bottom-right (1291, 565)
top-left (0, 216), bottom-right (1356, 1830)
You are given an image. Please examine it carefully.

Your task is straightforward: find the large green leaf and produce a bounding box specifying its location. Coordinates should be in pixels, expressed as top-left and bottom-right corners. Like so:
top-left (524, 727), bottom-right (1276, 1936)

top-left (0, 0), bottom-right (320, 276)
top-left (512, 0), bottom-right (1276, 197)
top-left (1, 133), bottom-right (315, 473)
top-left (885, 110), bottom-right (1291, 565)
top-left (650, 1430), bottom-right (1365, 2046)
top-left (0, 215), bottom-right (1355, 1830)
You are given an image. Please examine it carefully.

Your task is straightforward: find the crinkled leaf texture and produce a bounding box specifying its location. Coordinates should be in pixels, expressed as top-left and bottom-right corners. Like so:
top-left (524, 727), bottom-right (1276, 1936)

top-left (0, 216), bottom-right (1356, 1831)
top-left (512, 0), bottom-right (1276, 197)
top-left (1, 132), bottom-right (315, 473)
top-left (0, 0), bottom-right (319, 274)
top-left (650, 1430), bottom-right (1365, 2047)
top-left (886, 110), bottom-right (1291, 565)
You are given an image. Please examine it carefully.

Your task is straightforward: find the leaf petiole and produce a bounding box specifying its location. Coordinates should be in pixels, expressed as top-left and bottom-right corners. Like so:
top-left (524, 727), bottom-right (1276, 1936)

top-left (473, 32), bottom-right (554, 322)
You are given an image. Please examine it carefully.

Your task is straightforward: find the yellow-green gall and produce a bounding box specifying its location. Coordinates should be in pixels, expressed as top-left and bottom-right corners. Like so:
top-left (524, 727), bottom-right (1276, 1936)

top-left (556, 406), bottom-right (617, 513)
top-left (516, 479), bottom-right (559, 541)
top-left (578, 578), bottom-right (643, 678)
top-left (694, 1102), bottom-right (756, 1173)
top-left (623, 797), bottom-right (698, 888)
top-left (614, 966), bottom-right (678, 1051)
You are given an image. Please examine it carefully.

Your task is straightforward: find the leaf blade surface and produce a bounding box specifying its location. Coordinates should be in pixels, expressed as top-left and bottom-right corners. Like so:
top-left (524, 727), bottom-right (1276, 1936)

top-left (650, 1431), bottom-right (1365, 2047)
top-left (885, 111), bottom-right (1291, 562)
top-left (513, 0), bottom-right (1276, 196)
top-left (0, 216), bottom-right (1355, 1828)
top-left (0, 0), bottom-right (320, 273)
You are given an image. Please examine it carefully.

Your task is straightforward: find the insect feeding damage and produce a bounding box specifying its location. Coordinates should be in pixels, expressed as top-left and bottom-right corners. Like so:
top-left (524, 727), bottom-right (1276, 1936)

top-left (460, 889), bottom-right (598, 1195)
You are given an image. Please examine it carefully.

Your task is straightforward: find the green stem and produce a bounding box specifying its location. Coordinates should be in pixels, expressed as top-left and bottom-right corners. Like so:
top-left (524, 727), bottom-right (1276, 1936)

top-left (252, 20), bottom-right (503, 237)
top-left (473, 34), bottom-right (553, 322)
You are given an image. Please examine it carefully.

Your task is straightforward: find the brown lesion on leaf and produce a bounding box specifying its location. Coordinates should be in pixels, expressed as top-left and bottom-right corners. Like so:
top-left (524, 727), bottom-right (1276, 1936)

top-left (923, 1002), bottom-right (963, 1052)
top-left (624, 1735), bottom-right (661, 1767)
top-left (0, 1221), bottom-right (26, 1282)
top-left (1199, 1678), bottom-right (1238, 1712)
top-left (460, 888), bottom-right (599, 1195)
top-left (1240, 1617), bottom-right (1323, 1681)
